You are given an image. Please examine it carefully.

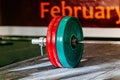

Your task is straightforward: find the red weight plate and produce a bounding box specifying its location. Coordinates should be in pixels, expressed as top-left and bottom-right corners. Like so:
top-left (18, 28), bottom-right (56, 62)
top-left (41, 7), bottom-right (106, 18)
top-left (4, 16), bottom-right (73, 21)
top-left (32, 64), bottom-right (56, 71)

top-left (46, 16), bottom-right (59, 67)
top-left (51, 16), bottom-right (63, 67)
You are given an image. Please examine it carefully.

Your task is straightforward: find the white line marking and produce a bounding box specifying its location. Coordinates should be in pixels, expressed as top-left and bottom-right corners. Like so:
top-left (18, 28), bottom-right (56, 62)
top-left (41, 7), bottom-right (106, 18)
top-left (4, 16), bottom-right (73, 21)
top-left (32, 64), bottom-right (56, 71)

top-left (66, 71), bottom-right (106, 80)
top-left (19, 60), bottom-right (120, 80)
top-left (10, 61), bottom-right (51, 71)
top-left (80, 59), bottom-right (87, 62)
top-left (93, 68), bottom-right (120, 80)
top-left (40, 57), bottom-right (49, 61)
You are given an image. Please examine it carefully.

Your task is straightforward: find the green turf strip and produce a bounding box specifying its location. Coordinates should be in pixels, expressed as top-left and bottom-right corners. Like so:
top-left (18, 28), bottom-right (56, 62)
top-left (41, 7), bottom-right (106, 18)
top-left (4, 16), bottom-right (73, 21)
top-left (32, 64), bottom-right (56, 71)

top-left (0, 40), bottom-right (44, 67)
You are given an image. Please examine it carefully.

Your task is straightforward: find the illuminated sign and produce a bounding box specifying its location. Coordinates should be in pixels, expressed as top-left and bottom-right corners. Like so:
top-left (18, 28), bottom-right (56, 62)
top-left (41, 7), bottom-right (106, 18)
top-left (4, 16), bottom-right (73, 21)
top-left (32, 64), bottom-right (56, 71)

top-left (2, 0), bottom-right (120, 27)
top-left (39, 0), bottom-right (120, 27)
top-left (40, 1), bottom-right (120, 25)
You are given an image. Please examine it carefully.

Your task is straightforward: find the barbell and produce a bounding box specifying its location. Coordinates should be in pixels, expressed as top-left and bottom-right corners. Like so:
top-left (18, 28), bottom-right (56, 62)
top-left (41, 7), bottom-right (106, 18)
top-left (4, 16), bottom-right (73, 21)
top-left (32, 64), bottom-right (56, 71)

top-left (32, 16), bottom-right (120, 68)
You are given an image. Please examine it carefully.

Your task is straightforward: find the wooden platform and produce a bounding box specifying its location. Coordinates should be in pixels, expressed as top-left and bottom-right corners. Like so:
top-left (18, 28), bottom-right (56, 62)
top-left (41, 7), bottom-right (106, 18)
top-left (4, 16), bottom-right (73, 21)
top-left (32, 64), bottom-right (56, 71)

top-left (1, 43), bottom-right (120, 80)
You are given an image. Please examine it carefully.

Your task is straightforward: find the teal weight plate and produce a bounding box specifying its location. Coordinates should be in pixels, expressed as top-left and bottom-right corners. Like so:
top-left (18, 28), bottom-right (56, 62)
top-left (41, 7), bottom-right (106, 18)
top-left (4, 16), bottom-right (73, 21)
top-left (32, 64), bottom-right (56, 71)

top-left (56, 16), bottom-right (84, 68)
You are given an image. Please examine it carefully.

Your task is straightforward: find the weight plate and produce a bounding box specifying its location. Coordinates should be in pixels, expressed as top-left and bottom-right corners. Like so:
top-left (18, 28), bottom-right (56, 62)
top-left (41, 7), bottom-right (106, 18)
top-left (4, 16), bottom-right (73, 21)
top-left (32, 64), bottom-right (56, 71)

top-left (56, 16), bottom-right (84, 68)
top-left (51, 16), bottom-right (63, 67)
top-left (46, 16), bottom-right (59, 67)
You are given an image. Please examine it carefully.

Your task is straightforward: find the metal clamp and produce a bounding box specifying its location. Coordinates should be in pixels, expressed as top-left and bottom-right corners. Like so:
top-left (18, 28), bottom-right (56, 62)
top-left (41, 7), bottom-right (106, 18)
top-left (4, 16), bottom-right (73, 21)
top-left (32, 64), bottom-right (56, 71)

top-left (32, 37), bottom-right (46, 56)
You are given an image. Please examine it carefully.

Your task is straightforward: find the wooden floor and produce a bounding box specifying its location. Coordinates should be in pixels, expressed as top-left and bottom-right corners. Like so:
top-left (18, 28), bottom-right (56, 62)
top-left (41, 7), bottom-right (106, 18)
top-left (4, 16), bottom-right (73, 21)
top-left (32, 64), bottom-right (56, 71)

top-left (1, 43), bottom-right (120, 80)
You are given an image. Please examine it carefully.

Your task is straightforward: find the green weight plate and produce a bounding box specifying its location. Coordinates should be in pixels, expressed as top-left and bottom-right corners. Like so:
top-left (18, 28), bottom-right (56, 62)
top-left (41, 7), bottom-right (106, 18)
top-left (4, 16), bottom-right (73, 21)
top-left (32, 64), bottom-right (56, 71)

top-left (56, 16), bottom-right (84, 68)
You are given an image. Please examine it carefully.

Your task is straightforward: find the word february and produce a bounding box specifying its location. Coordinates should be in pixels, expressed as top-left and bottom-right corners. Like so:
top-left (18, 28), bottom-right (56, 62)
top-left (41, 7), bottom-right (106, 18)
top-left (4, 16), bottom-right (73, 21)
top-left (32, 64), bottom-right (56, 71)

top-left (40, 1), bottom-right (120, 24)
